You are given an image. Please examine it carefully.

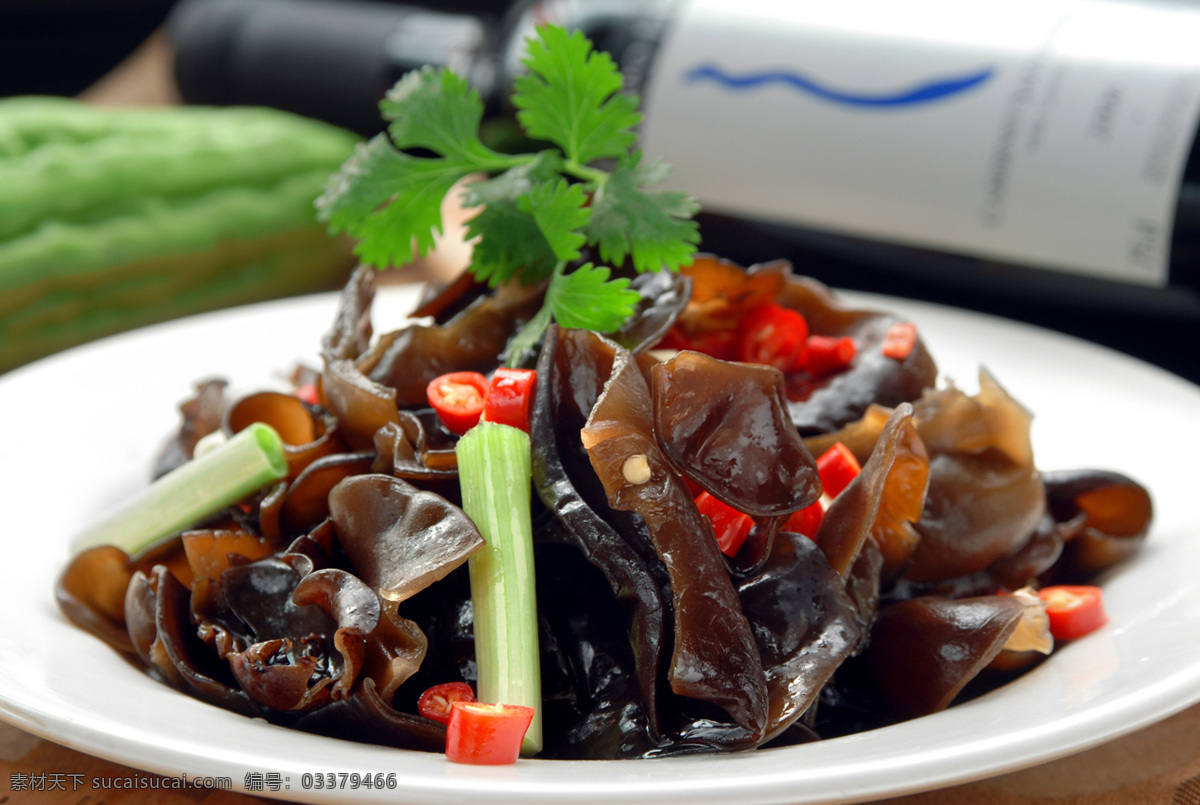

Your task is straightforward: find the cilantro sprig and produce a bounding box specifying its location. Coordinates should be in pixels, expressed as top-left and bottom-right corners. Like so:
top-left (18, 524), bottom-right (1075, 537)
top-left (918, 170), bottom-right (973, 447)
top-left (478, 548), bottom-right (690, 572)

top-left (316, 23), bottom-right (700, 364)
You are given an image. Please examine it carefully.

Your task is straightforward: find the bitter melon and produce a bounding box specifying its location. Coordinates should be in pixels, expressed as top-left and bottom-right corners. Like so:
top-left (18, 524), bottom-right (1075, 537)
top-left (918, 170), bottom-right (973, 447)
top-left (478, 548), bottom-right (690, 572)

top-left (0, 96), bottom-right (362, 373)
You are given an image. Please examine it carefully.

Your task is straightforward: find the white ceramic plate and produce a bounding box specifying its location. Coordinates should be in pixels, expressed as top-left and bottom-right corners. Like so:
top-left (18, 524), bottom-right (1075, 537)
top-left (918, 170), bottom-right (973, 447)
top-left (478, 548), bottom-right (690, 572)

top-left (2, 285), bottom-right (1198, 805)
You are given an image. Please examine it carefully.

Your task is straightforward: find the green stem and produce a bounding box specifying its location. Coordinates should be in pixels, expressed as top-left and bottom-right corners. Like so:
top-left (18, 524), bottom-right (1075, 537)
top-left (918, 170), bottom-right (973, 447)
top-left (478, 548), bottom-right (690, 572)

top-left (561, 159), bottom-right (609, 186)
top-left (503, 304), bottom-right (552, 369)
top-left (456, 421), bottom-right (542, 755)
top-left (502, 260), bottom-right (566, 368)
top-left (476, 152), bottom-right (538, 174)
top-left (71, 422), bottom-right (288, 556)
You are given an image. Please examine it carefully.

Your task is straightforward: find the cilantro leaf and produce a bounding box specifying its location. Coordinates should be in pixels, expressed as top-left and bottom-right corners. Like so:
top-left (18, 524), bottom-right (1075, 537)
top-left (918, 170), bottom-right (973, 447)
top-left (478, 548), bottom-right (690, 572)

top-left (519, 178), bottom-right (591, 263)
top-left (318, 67), bottom-right (524, 269)
top-left (587, 152), bottom-right (701, 272)
top-left (319, 22), bottom-right (704, 359)
top-left (462, 152), bottom-right (562, 286)
top-left (316, 135), bottom-right (471, 268)
top-left (463, 157), bottom-right (591, 286)
top-left (380, 66), bottom-right (507, 167)
top-left (546, 262), bottom-right (640, 331)
top-left (501, 262), bottom-right (640, 365)
top-left (512, 25), bottom-right (641, 166)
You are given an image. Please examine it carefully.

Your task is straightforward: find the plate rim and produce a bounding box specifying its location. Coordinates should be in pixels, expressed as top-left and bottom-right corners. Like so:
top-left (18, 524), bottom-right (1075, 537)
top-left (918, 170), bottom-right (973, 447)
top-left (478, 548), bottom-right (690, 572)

top-left (2, 284), bottom-right (1198, 805)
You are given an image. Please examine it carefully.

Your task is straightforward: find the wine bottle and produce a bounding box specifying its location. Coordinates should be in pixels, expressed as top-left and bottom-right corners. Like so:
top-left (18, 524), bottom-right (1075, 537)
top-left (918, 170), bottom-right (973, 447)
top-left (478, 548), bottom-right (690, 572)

top-left (628, 0), bottom-right (1200, 310)
top-left (166, 0), bottom-right (1200, 379)
top-left (167, 0), bottom-right (500, 137)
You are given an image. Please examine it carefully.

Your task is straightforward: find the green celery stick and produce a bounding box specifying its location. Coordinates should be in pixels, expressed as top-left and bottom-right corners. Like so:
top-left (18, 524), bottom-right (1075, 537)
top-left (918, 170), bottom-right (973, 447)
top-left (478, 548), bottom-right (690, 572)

top-left (456, 421), bottom-right (542, 755)
top-left (71, 422), bottom-right (288, 556)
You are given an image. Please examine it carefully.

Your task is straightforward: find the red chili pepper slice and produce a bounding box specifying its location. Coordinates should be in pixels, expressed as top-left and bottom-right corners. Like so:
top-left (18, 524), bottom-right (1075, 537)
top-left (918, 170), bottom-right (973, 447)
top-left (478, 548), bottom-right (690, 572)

top-left (881, 321), bottom-right (918, 361)
top-left (1038, 585), bottom-right (1108, 641)
top-left (805, 335), bottom-right (857, 377)
top-left (653, 326), bottom-right (738, 358)
top-left (817, 442), bottom-right (862, 498)
top-left (738, 303), bottom-right (809, 371)
top-left (293, 382), bottom-right (320, 406)
top-left (687, 329), bottom-right (741, 362)
top-left (417, 681), bottom-right (476, 726)
top-left (483, 368), bottom-right (537, 433)
top-left (445, 701), bottom-right (536, 765)
top-left (694, 491), bottom-right (754, 557)
top-left (653, 326), bottom-right (691, 352)
top-left (427, 371), bottom-right (489, 435)
top-left (783, 501), bottom-right (824, 539)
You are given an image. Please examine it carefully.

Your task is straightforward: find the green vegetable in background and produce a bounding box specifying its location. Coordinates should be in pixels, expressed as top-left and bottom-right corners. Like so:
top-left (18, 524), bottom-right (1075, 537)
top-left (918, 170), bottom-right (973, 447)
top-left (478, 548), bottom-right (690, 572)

top-left (316, 23), bottom-right (701, 366)
top-left (0, 97), bottom-right (361, 374)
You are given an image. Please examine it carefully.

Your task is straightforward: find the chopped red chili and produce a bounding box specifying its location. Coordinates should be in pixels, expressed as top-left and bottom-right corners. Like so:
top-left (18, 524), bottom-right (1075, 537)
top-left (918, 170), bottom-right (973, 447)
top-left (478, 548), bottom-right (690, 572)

top-left (738, 303), bottom-right (809, 371)
top-left (805, 335), bottom-right (857, 377)
top-left (817, 442), bottom-right (861, 498)
top-left (653, 326), bottom-right (691, 352)
top-left (1038, 585), bottom-right (1108, 641)
top-left (445, 701), bottom-right (536, 765)
top-left (694, 491), bottom-right (754, 557)
top-left (783, 501), bottom-right (824, 539)
top-left (483, 368), bottom-right (537, 433)
top-left (881, 322), bottom-right (918, 361)
top-left (417, 681), bottom-right (476, 726)
top-left (687, 329), bottom-right (741, 362)
top-left (427, 371), bottom-right (489, 435)
top-left (293, 382), bottom-right (320, 406)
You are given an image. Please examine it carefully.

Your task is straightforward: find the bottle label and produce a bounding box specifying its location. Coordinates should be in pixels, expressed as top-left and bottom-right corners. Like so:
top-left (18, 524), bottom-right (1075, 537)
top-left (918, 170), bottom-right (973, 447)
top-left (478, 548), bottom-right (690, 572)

top-left (640, 0), bottom-right (1200, 286)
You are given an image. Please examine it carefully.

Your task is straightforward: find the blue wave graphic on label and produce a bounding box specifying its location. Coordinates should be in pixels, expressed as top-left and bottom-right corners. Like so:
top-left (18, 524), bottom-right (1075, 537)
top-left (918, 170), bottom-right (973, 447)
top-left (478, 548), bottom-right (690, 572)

top-left (684, 64), bottom-right (996, 107)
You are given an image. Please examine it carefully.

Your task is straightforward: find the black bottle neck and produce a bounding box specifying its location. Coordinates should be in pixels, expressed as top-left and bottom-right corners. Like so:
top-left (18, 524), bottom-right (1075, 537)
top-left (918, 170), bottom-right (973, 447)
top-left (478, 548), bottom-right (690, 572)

top-left (167, 0), bottom-right (680, 136)
top-left (1169, 128), bottom-right (1200, 292)
top-left (168, 0), bottom-right (496, 136)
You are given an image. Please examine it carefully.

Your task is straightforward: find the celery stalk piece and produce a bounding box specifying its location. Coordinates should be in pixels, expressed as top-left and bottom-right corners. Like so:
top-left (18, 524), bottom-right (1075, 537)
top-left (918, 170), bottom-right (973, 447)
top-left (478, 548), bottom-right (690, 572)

top-left (456, 421), bottom-right (542, 756)
top-left (71, 422), bottom-right (288, 556)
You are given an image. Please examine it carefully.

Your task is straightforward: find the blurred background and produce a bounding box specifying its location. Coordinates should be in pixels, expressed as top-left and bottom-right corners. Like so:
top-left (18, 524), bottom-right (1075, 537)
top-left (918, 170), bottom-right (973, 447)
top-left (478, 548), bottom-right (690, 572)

top-left (0, 0), bottom-right (177, 98)
top-left (2, 0), bottom-right (1198, 383)
top-left (0, 0), bottom-right (511, 98)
